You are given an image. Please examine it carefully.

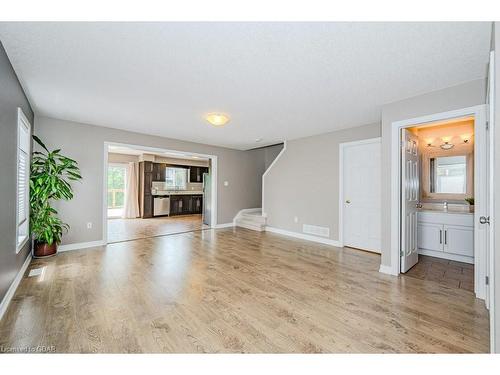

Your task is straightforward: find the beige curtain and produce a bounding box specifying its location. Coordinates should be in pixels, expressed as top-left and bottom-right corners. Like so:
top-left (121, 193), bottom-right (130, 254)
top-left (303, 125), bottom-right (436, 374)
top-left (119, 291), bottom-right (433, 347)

top-left (123, 162), bottom-right (140, 218)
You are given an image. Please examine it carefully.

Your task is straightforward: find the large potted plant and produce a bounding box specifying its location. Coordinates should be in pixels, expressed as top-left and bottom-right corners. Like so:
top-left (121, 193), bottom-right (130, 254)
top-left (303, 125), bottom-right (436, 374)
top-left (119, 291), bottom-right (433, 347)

top-left (30, 135), bottom-right (82, 257)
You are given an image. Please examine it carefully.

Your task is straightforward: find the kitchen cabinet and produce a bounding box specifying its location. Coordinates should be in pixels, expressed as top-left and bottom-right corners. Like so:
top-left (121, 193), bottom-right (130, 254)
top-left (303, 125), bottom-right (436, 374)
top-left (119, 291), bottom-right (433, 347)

top-left (139, 161), bottom-right (154, 218)
top-left (417, 211), bottom-right (473, 263)
top-left (192, 195), bottom-right (203, 214)
top-left (169, 194), bottom-right (203, 216)
top-left (152, 163), bottom-right (166, 181)
top-left (170, 196), bottom-right (183, 215)
top-left (189, 166), bottom-right (209, 183)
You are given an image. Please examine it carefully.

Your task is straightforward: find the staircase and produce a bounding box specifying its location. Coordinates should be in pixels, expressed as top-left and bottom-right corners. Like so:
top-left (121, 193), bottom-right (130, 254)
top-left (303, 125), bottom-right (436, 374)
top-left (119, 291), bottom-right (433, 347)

top-left (234, 209), bottom-right (267, 232)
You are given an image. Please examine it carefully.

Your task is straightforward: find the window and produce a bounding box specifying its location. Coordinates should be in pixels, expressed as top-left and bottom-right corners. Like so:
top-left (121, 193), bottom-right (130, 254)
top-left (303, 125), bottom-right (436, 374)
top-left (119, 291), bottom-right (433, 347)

top-left (165, 167), bottom-right (187, 190)
top-left (16, 108), bottom-right (31, 252)
top-left (107, 164), bottom-right (127, 218)
top-left (430, 155), bottom-right (467, 194)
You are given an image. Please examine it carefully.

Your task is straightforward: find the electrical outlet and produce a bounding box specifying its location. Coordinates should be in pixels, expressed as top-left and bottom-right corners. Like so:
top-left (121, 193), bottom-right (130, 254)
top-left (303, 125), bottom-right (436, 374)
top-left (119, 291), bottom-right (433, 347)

top-left (294, 216), bottom-right (299, 223)
top-left (86, 222), bottom-right (92, 229)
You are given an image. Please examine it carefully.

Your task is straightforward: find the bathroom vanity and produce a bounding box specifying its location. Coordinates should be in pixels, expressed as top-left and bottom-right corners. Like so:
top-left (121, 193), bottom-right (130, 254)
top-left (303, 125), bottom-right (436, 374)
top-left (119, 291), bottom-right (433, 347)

top-left (417, 209), bottom-right (474, 264)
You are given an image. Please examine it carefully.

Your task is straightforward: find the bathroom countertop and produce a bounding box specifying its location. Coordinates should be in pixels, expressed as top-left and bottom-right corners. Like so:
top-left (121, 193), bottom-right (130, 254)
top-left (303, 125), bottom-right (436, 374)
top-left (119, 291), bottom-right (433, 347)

top-left (418, 208), bottom-right (473, 215)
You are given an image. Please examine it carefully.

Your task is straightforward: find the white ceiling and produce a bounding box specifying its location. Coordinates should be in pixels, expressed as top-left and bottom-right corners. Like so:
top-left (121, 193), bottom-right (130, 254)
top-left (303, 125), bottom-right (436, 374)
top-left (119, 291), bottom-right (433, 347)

top-left (0, 22), bottom-right (491, 150)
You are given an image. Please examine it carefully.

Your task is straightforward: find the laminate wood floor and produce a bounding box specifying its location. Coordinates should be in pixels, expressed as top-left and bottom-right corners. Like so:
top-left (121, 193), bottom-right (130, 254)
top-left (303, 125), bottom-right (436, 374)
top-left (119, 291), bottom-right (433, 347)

top-left (0, 228), bottom-right (489, 353)
top-left (107, 214), bottom-right (207, 243)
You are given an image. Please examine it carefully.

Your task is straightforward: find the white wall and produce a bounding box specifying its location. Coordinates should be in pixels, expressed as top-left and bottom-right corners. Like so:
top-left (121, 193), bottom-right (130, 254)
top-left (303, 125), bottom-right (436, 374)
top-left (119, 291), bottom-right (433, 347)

top-left (35, 116), bottom-right (272, 245)
top-left (380, 79), bottom-right (486, 268)
top-left (263, 123), bottom-right (380, 241)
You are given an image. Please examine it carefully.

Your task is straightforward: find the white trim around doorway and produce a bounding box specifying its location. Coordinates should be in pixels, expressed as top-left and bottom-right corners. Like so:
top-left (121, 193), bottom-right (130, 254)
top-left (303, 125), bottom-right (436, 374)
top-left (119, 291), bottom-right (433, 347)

top-left (386, 105), bottom-right (488, 296)
top-left (102, 141), bottom-right (218, 245)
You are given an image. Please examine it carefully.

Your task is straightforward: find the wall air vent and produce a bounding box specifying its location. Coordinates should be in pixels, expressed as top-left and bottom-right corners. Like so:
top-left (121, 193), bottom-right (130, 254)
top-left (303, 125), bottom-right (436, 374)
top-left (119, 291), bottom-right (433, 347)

top-left (302, 224), bottom-right (330, 238)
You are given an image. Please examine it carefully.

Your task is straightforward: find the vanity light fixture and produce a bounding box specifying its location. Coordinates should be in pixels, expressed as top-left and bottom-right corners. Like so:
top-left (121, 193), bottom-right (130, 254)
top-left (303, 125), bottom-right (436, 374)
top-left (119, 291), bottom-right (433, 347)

top-left (460, 134), bottom-right (472, 144)
top-left (440, 136), bottom-right (454, 150)
top-left (206, 113), bottom-right (230, 127)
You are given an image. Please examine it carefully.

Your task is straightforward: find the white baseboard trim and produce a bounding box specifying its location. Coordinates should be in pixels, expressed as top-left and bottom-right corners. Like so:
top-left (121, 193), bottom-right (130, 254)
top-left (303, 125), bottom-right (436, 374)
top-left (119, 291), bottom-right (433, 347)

top-left (265, 226), bottom-right (342, 247)
top-left (379, 264), bottom-right (398, 276)
top-left (58, 240), bottom-right (106, 252)
top-left (215, 223), bottom-right (234, 229)
top-left (0, 253), bottom-right (31, 322)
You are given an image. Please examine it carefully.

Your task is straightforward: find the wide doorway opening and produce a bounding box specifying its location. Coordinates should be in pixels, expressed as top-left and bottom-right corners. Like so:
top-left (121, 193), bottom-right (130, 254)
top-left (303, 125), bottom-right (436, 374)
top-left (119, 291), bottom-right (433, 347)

top-left (103, 142), bottom-right (216, 244)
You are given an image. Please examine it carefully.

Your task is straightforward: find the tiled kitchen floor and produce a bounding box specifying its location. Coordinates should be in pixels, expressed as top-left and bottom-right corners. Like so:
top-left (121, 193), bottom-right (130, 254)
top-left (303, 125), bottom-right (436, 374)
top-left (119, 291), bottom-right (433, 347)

top-left (107, 214), bottom-right (208, 243)
top-left (404, 255), bottom-right (474, 292)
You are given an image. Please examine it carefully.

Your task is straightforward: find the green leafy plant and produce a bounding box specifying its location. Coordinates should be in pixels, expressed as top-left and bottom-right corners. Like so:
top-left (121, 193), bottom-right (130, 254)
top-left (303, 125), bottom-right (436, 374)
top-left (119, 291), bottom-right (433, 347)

top-left (30, 135), bottom-right (82, 245)
top-left (465, 197), bottom-right (474, 206)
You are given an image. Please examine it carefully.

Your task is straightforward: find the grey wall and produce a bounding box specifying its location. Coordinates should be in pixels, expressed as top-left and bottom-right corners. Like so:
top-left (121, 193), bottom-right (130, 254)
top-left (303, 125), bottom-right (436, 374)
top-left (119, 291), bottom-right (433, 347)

top-left (380, 79), bottom-right (486, 268)
top-left (34, 116), bottom-right (271, 245)
top-left (263, 123), bottom-right (380, 241)
top-left (0, 42), bottom-right (34, 302)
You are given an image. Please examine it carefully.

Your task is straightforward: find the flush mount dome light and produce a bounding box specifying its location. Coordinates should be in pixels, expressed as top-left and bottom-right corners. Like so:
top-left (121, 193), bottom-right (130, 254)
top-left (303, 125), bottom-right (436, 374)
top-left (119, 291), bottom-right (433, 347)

top-left (206, 113), bottom-right (230, 127)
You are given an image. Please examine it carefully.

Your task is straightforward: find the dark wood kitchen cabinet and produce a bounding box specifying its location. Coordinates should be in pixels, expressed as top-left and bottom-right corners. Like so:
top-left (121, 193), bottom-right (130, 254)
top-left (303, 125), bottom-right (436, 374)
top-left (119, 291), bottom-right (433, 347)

top-left (139, 161), bottom-right (154, 218)
top-left (169, 194), bottom-right (203, 216)
top-left (152, 163), bottom-right (166, 181)
top-left (189, 166), bottom-right (209, 183)
top-left (192, 195), bottom-right (203, 214)
top-left (169, 196), bottom-right (183, 215)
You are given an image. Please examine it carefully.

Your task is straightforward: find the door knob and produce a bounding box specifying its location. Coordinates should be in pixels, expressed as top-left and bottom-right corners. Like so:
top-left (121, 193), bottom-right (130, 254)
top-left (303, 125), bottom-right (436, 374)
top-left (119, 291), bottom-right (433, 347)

top-left (345, 200), bottom-right (351, 204)
top-left (479, 216), bottom-right (490, 225)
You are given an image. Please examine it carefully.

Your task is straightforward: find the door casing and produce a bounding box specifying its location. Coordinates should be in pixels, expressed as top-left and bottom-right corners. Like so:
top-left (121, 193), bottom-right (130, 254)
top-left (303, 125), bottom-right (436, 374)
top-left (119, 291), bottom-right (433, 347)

top-left (388, 105), bottom-right (487, 296)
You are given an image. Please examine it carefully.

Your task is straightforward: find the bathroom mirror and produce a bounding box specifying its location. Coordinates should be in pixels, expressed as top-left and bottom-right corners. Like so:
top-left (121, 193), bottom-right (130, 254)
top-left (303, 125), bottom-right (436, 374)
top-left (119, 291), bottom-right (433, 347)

top-left (429, 155), bottom-right (467, 194)
top-left (422, 150), bottom-right (473, 200)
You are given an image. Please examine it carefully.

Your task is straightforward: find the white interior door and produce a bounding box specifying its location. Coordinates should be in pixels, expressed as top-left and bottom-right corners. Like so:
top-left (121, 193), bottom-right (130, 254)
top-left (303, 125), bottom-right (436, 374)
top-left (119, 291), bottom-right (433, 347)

top-left (401, 129), bottom-right (419, 273)
top-left (342, 138), bottom-right (381, 253)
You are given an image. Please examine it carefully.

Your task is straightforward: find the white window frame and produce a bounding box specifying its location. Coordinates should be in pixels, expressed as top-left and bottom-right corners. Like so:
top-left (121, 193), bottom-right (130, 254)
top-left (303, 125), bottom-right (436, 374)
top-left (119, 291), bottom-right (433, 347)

top-left (16, 108), bottom-right (31, 253)
top-left (107, 162), bottom-right (128, 218)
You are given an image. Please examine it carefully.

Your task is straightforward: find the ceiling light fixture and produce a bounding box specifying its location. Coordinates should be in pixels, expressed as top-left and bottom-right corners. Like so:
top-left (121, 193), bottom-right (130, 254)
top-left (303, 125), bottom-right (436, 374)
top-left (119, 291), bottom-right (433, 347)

top-left (206, 113), bottom-right (230, 127)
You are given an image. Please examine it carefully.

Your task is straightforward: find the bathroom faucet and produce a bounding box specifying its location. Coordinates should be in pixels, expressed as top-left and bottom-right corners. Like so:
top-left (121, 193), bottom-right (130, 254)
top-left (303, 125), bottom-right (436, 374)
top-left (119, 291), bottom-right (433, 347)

top-left (443, 201), bottom-right (448, 211)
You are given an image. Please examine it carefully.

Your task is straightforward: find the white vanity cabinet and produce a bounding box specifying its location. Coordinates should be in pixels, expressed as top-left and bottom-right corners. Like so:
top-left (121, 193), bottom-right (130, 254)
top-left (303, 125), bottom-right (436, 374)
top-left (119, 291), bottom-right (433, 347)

top-left (417, 211), bottom-right (474, 264)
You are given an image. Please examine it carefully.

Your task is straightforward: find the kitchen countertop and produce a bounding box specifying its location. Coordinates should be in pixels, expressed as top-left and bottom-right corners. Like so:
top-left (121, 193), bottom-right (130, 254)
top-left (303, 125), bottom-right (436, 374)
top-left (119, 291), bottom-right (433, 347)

top-left (153, 190), bottom-right (203, 196)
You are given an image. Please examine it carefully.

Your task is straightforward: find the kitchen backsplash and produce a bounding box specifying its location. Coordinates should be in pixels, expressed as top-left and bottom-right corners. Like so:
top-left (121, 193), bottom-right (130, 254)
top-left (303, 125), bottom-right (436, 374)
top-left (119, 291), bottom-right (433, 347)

top-left (152, 181), bottom-right (203, 191)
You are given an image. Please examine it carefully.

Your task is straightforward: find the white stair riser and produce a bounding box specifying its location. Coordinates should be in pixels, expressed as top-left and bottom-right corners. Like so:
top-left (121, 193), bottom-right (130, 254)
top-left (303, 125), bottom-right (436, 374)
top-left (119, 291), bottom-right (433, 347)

top-left (241, 214), bottom-right (267, 224)
top-left (236, 221), bottom-right (265, 232)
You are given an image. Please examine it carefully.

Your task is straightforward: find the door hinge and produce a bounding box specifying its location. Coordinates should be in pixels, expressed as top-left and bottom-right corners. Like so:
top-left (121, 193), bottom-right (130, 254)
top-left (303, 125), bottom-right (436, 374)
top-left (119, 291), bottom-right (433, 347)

top-left (486, 121), bottom-right (490, 131)
top-left (486, 276), bottom-right (489, 285)
top-left (400, 250), bottom-right (404, 256)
